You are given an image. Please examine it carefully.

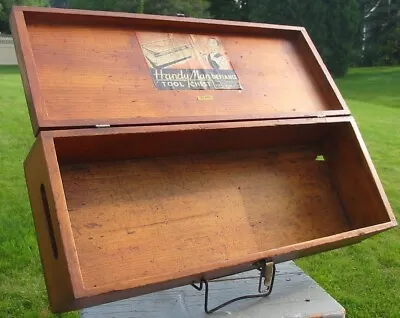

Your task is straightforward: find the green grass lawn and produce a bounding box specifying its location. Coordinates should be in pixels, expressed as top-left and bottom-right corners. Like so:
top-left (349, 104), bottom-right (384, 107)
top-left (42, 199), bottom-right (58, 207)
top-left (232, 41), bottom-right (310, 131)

top-left (0, 65), bottom-right (399, 317)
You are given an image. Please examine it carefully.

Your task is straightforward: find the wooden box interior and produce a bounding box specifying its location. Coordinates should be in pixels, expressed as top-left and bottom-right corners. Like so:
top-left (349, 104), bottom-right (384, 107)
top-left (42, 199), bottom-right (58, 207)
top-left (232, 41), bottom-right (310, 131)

top-left (47, 120), bottom-right (391, 293)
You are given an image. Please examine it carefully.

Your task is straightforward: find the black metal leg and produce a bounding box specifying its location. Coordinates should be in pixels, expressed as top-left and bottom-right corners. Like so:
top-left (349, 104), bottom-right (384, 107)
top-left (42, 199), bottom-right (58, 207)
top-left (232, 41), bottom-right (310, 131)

top-left (191, 261), bottom-right (276, 314)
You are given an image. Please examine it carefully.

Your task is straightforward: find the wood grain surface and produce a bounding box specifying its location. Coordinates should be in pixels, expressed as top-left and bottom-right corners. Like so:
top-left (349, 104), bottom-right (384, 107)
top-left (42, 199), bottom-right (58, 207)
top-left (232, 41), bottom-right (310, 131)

top-left (15, 7), bottom-right (395, 313)
top-left (24, 137), bottom-right (76, 311)
top-left (61, 148), bottom-right (349, 290)
top-left (11, 7), bottom-right (349, 135)
top-left (22, 117), bottom-right (395, 312)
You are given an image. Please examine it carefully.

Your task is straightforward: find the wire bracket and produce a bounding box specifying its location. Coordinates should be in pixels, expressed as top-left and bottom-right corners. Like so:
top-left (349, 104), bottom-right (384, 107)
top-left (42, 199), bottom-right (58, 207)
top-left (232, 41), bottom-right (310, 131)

top-left (191, 260), bottom-right (276, 314)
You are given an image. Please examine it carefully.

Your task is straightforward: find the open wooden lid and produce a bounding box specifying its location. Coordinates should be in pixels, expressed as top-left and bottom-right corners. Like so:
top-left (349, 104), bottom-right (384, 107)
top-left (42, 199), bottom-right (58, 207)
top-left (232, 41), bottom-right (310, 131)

top-left (11, 6), bottom-right (349, 136)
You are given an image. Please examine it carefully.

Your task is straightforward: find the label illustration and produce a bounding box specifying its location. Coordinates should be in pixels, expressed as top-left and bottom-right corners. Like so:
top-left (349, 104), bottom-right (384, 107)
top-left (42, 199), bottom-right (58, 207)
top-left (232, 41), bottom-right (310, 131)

top-left (137, 32), bottom-right (241, 90)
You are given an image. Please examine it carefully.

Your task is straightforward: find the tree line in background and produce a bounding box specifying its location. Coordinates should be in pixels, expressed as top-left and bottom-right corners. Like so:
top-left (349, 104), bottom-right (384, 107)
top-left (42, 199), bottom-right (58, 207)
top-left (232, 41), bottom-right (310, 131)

top-left (1, 0), bottom-right (399, 76)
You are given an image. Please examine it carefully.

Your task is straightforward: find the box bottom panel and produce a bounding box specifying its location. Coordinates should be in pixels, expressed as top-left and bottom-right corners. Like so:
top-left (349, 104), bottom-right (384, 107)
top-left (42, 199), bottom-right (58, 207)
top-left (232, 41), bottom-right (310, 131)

top-left (60, 147), bottom-right (350, 290)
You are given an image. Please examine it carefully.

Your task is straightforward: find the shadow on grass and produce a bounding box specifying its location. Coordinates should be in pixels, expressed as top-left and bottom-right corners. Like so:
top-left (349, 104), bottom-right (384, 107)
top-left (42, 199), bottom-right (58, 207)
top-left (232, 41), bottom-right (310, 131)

top-left (0, 65), bottom-right (20, 74)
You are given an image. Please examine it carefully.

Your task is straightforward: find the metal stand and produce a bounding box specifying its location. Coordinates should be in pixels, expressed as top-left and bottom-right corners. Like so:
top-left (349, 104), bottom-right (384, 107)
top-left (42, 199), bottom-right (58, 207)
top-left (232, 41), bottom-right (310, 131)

top-left (191, 261), bottom-right (276, 314)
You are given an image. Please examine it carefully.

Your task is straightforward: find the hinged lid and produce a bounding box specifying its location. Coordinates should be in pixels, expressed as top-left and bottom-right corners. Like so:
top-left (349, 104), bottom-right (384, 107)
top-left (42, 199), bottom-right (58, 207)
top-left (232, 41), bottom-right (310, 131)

top-left (11, 6), bottom-right (349, 136)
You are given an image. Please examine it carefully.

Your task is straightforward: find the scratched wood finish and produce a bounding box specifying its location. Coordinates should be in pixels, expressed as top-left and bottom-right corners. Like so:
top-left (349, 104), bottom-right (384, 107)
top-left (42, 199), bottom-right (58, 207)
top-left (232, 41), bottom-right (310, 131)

top-left (27, 26), bottom-right (331, 118)
top-left (22, 118), bottom-right (396, 312)
top-left (61, 148), bottom-right (349, 289)
top-left (11, 7), bottom-right (348, 135)
top-left (14, 7), bottom-right (396, 314)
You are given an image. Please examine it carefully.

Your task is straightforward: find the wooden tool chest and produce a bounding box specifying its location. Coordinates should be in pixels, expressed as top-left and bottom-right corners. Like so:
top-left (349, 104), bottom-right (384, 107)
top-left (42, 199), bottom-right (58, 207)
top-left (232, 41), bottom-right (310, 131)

top-left (11, 6), bottom-right (396, 313)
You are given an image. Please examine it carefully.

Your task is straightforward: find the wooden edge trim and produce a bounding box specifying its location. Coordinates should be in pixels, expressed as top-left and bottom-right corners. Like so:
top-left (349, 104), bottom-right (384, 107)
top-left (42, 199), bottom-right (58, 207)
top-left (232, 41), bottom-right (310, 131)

top-left (349, 118), bottom-right (397, 224)
top-left (40, 134), bottom-right (87, 298)
top-left (66, 262), bottom-right (256, 311)
top-left (14, 6), bottom-right (303, 32)
top-left (78, 221), bottom-right (395, 298)
top-left (299, 28), bottom-right (350, 113)
top-left (62, 221), bottom-right (393, 311)
top-left (44, 116), bottom-right (351, 138)
top-left (10, 7), bottom-right (43, 136)
top-left (37, 110), bottom-right (350, 132)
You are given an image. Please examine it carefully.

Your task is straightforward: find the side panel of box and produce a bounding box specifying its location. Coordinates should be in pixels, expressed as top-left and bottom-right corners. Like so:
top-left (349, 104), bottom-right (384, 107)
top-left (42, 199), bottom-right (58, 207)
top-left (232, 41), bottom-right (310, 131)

top-left (323, 119), bottom-right (396, 229)
top-left (24, 136), bottom-right (75, 312)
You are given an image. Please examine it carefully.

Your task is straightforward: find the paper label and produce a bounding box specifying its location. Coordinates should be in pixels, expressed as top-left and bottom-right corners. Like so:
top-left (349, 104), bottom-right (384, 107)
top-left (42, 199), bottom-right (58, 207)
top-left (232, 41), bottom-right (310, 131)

top-left (137, 32), bottom-right (241, 90)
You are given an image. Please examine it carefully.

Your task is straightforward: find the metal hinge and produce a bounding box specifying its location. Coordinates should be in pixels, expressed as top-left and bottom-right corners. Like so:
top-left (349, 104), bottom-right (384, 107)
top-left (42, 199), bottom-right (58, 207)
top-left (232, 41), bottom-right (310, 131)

top-left (95, 124), bottom-right (111, 128)
top-left (263, 261), bottom-right (275, 289)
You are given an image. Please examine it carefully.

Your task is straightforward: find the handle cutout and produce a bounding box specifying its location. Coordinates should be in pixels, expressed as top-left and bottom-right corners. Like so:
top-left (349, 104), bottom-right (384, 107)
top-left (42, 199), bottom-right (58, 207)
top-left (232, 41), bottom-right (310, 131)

top-left (40, 184), bottom-right (59, 260)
